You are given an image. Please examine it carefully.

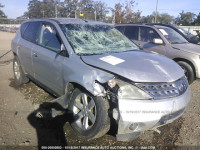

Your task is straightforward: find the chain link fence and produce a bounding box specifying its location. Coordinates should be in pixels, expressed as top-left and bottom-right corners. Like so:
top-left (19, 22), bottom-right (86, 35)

top-left (0, 18), bottom-right (27, 33)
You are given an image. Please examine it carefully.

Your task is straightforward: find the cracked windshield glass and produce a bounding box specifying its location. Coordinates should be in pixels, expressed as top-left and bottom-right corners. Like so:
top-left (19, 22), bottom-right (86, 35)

top-left (61, 24), bottom-right (139, 55)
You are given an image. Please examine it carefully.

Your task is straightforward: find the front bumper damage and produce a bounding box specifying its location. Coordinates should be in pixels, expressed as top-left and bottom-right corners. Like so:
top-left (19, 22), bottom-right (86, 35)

top-left (115, 88), bottom-right (190, 141)
top-left (35, 78), bottom-right (190, 141)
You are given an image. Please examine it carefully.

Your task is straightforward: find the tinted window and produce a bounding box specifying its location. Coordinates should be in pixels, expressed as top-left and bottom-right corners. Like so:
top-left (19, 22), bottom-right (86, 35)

top-left (115, 26), bottom-right (125, 34)
top-left (158, 28), bottom-right (188, 44)
top-left (38, 23), bottom-right (61, 52)
top-left (139, 27), bottom-right (160, 42)
top-left (124, 26), bottom-right (138, 40)
top-left (20, 22), bottom-right (29, 36)
top-left (23, 22), bottom-right (40, 43)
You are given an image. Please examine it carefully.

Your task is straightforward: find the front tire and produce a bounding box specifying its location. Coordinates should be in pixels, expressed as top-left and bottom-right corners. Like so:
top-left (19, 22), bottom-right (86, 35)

top-left (177, 61), bottom-right (194, 84)
top-left (13, 56), bottom-right (29, 85)
top-left (69, 88), bottom-right (110, 139)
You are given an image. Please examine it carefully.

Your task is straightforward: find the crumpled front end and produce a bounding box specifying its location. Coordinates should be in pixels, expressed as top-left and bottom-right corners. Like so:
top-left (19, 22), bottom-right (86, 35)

top-left (109, 77), bottom-right (191, 141)
top-left (116, 88), bottom-right (190, 141)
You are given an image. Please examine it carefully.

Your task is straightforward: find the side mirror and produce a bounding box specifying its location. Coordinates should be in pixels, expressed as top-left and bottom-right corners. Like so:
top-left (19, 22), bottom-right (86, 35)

top-left (61, 43), bottom-right (65, 51)
top-left (59, 44), bottom-right (67, 57)
top-left (153, 38), bottom-right (163, 45)
top-left (137, 44), bottom-right (143, 50)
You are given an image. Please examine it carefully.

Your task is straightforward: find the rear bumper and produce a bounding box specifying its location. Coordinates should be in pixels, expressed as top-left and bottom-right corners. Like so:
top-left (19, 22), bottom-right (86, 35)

top-left (116, 87), bottom-right (190, 141)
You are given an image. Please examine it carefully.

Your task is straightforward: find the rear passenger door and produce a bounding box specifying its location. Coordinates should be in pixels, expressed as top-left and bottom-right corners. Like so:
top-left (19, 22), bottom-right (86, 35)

top-left (138, 27), bottom-right (166, 55)
top-left (18, 22), bottom-right (40, 76)
top-left (32, 22), bottom-right (64, 95)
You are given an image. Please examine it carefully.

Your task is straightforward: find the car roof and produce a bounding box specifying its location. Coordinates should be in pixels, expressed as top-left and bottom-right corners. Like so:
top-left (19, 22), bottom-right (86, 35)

top-left (115, 23), bottom-right (174, 29)
top-left (154, 25), bottom-right (171, 29)
top-left (115, 23), bottom-right (156, 28)
top-left (22, 18), bottom-right (108, 25)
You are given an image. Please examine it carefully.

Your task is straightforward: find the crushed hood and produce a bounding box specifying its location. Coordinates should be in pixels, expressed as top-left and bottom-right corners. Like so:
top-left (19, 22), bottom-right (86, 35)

top-left (81, 51), bottom-right (184, 83)
top-left (172, 43), bottom-right (200, 55)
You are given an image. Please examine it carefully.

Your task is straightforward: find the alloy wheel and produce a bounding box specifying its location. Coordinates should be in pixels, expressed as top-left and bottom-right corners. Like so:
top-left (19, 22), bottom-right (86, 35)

top-left (72, 93), bottom-right (96, 130)
top-left (180, 65), bottom-right (189, 79)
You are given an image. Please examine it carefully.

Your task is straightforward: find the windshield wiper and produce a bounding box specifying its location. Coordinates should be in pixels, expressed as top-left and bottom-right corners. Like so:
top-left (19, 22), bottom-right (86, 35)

top-left (171, 42), bottom-right (181, 44)
top-left (77, 52), bottom-right (106, 56)
top-left (172, 42), bottom-right (188, 44)
top-left (123, 49), bottom-right (138, 52)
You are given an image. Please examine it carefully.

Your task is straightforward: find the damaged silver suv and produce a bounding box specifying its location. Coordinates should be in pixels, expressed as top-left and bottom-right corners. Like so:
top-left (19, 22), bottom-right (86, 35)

top-left (12, 18), bottom-right (190, 141)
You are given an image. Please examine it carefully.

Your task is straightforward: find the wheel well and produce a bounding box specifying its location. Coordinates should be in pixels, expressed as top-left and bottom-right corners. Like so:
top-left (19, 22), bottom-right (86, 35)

top-left (173, 58), bottom-right (196, 79)
top-left (64, 82), bottom-right (91, 101)
top-left (65, 82), bottom-right (88, 93)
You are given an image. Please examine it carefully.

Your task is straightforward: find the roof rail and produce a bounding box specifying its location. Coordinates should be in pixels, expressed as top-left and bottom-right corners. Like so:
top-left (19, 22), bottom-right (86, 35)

top-left (115, 22), bottom-right (178, 27)
top-left (115, 22), bottom-right (160, 26)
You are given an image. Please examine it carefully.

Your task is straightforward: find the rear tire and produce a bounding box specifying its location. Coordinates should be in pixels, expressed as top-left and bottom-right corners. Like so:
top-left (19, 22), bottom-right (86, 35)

top-left (69, 88), bottom-right (110, 139)
top-left (177, 61), bottom-right (194, 84)
top-left (13, 56), bottom-right (29, 85)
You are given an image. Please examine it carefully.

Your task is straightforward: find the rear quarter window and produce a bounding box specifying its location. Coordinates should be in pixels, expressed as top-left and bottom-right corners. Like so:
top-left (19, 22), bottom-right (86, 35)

top-left (20, 22), bottom-right (29, 37)
top-left (23, 22), bottom-right (41, 43)
top-left (124, 26), bottom-right (139, 40)
top-left (139, 27), bottom-right (160, 42)
top-left (115, 26), bottom-right (125, 34)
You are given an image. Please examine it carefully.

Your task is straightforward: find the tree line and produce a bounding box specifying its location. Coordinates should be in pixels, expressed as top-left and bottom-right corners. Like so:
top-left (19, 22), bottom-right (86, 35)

top-left (0, 3), bottom-right (7, 18)
top-left (0, 1), bottom-right (200, 25)
top-left (20, 0), bottom-right (110, 22)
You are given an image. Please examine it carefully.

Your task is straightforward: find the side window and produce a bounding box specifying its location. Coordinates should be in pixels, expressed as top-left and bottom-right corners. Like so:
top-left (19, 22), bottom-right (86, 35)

top-left (139, 27), bottom-right (161, 42)
top-left (38, 23), bottom-right (61, 52)
top-left (124, 26), bottom-right (138, 40)
top-left (20, 22), bottom-right (29, 36)
top-left (115, 26), bottom-right (125, 34)
top-left (23, 22), bottom-right (40, 43)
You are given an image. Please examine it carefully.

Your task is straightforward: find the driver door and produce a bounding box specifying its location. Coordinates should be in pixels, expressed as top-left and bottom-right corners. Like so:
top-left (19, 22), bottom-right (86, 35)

top-left (137, 27), bottom-right (166, 55)
top-left (32, 22), bottom-right (64, 95)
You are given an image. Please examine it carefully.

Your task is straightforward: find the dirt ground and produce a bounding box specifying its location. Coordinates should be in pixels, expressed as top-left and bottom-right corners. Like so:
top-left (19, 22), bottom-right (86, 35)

top-left (0, 31), bottom-right (200, 150)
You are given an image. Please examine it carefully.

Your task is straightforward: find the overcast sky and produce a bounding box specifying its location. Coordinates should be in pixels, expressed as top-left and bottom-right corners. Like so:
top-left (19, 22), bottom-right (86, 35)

top-left (0, 0), bottom-right (200, 19)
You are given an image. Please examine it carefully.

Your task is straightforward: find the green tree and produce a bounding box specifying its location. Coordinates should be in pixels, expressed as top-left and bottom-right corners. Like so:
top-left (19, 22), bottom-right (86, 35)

top-left (0, 3), bottom-right (7, 18)
top-left (175, 11), bottom-right (196, 25)
top-left (22, 0), bottom-right (139, 23)
top-left (141, 12), bottom-right (174, 24)
top-left (113, 3), bottom-right (125, 23)
top-left (26, 0), bottom-right (42, 18)
top-left (124, 0), bottom-right (141, 23)
top-left (141, 15), bottom-right (155, 23)
top-left (193, 13), bottom-right (200, 25)
top-left (41, 0), bottom-right (58, 18)
top-left (111, 0), bottom-right (140, 23)
top-left (24, 0), bottom-right (60, 19)
top-left (78, 0), bottom-right (93, 19)
top-left (61, 0), bottom-right (79, 18)
top-left (93, 1), bottom-right (109, 21)
top-left (159, 13), bottom-right (174, 24)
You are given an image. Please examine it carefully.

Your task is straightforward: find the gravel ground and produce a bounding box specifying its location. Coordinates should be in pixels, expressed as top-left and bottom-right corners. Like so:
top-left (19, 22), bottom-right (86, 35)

top-left (0, 31), bottom-right (200, 150)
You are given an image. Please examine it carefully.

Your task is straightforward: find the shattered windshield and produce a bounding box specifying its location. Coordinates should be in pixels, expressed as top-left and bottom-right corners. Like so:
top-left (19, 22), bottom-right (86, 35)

top-left (61, 24), bottom-right (138, 55)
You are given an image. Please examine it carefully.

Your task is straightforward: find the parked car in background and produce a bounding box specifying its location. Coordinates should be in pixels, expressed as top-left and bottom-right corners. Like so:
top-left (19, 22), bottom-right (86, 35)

top-left (115, 23), bottom-right (200, 84)
top-left (146, 23), bottom-right (200, 45)
top-left (12, 18), bottom-right (190, 141)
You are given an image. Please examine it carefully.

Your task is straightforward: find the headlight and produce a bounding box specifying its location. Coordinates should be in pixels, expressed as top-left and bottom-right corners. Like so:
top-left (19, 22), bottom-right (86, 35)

top-left (107, 78), bottom-right (153, 100)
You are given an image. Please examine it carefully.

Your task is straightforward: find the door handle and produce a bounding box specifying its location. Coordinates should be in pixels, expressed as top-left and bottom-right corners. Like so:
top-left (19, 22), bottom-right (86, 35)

top-left (32, 52), bottom-right (38, 57)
